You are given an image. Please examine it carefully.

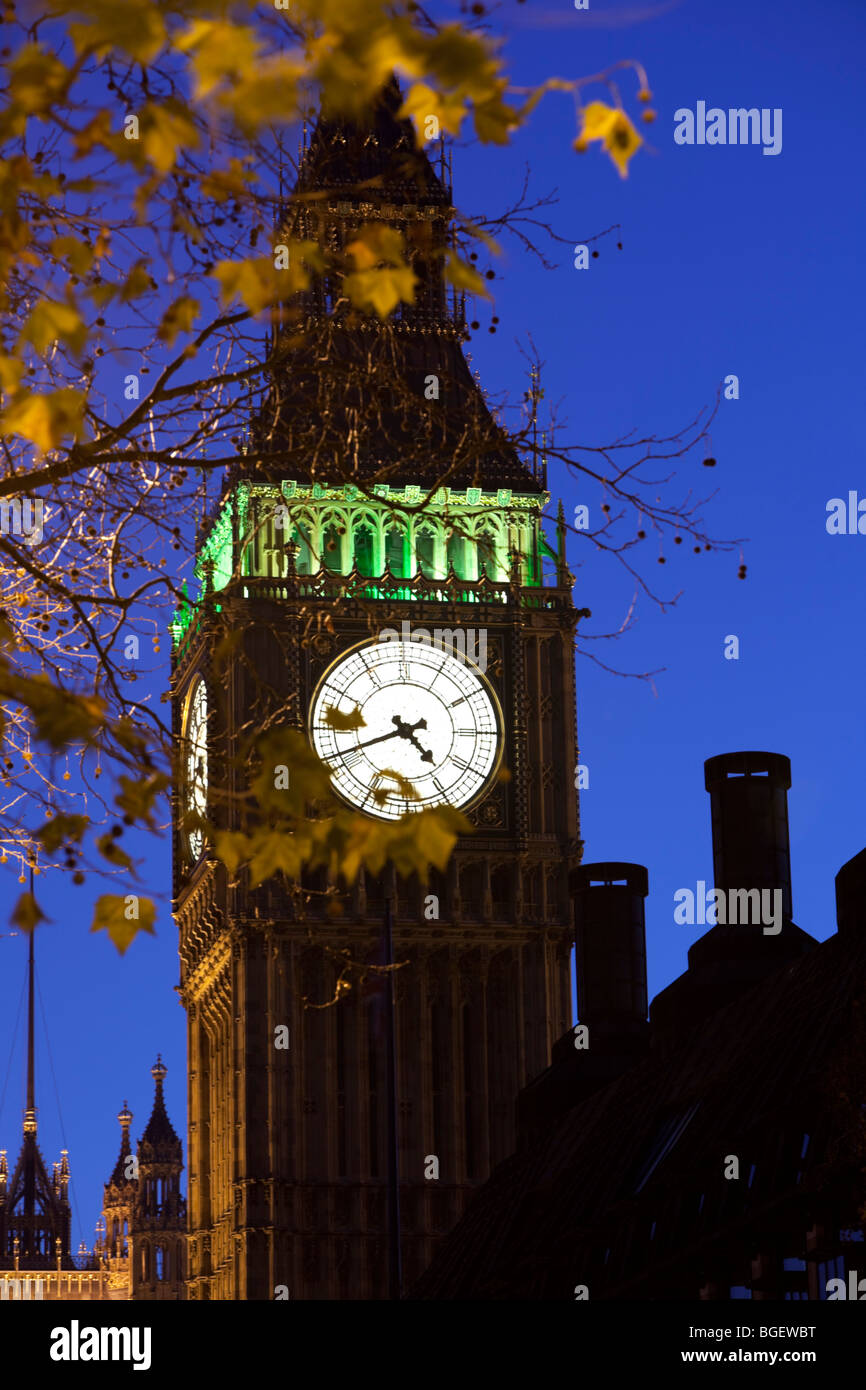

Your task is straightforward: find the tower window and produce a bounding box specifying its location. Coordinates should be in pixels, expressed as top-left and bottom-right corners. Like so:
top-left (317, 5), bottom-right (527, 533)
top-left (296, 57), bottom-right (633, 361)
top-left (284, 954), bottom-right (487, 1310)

top-left (289, 525), bottom-right (313, 575)
top-left (416, 529), bottom-right (437, 579)
top-left (322, 524), bottom-right (343, 573)
top-left (354, 525), bottom-right (376, 577)
top-left (156, 1246), bottom-right (164, 1280)
top-left (385, 527), bottom-right (408, 578)
top-left (447, 529), bottom-right (466, 578)
top-left (477, 532), bottom-right (498, 580)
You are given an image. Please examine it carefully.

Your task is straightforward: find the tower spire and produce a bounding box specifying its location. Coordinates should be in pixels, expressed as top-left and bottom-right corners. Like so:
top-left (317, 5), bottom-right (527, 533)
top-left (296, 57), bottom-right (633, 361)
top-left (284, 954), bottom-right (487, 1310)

top-left (1, 879), bottom-right (74, 1270)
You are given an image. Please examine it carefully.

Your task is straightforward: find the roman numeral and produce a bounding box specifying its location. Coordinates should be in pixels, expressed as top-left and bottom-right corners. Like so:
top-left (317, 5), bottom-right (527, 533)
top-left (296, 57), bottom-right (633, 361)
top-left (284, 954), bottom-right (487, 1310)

top-left (453, 756), bottom-right (468, 771)
top-left (450, 697), bottom-right (465, 707)
top-left (457, 728), bottom-right (474, 736)
top-left (361, 657), bottom-right (382, 686)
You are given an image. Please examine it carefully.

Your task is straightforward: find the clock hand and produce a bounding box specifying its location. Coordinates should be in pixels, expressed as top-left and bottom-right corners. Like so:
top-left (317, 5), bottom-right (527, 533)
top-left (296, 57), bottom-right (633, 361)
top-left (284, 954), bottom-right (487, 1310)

top-left (352, 726), bottom-right (404, 753)
top-left (344, 715), bottom-right (434, 762)
top-left (405, 731), bottom-right (435, 763)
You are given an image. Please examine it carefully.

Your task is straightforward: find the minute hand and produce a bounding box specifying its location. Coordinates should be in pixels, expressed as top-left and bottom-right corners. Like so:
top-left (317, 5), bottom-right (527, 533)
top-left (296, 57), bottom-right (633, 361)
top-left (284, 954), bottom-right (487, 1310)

top-left (352, 727), bottom-right (403, 752)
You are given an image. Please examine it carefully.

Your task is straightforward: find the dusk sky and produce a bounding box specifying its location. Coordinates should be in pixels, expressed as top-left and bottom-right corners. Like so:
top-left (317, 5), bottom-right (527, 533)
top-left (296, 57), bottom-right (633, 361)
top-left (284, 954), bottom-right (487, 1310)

top-left (1, 0), bottom-right (862, 1253)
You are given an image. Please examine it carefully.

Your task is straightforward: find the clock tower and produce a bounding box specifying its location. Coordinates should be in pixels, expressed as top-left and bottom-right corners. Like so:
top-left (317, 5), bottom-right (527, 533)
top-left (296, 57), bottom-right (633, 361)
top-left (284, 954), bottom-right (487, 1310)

top-left (172, 81), bottom-right (582, 1299)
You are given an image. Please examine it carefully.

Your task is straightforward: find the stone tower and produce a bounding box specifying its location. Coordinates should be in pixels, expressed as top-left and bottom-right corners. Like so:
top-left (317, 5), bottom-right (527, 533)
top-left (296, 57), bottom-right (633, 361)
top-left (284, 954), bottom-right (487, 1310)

top-left (130, 1057), bottom-right (187, 1300)
top-left (172, 81), bottom-right (582, 1299)
top-left (101, 1100), bottom-right (136, 1299)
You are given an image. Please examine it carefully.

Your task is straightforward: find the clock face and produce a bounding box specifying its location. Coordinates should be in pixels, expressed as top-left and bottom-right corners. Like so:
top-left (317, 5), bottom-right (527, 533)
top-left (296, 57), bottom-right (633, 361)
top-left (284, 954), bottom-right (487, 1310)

top-left (184, 677), bottom-right (208, 861)
top-left (309, 638), bottom-right (502, 820)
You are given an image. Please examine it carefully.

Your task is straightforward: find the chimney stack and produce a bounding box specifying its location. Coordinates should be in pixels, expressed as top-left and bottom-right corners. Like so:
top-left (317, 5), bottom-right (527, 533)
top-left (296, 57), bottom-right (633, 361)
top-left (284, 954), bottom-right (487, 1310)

top-left (651, 752), bottom-right (814, 1055)
top-left (516, 863), bottom-right (649, 1144)
top-left (704, 751), bottom-right (793, 925)
top-left (571, 863), bottom-right (649, 1042)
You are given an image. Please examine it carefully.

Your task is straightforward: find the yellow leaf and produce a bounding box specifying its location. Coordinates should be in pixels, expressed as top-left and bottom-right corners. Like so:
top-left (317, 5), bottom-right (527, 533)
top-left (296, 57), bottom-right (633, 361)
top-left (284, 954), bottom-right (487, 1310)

top-left (96, 832), bottom-right (134, 871)
top-left (212, 255), bottom-right (311, 315)
top-left (400, 82), bottom-right (466, 141)
top-left (344, 265), bottom-right (416, 319)
top-left (346, 224), bottom-right (405, 272)
top-left (157, 296), bottom-right (200, 345)
top-left (248, 828), bottom-right (309, 888)
top-left (443, 251), bottom-right (490, 298)
top-left (0, 357), bottom-right (24, 395)
top-left (345, 226), bottom-right (416, 317)
top-left (50, 235), bottom-right (95, 276)
top-left (11, 892), bottom-right (46, 935)
top-left (372, 767), bottom-right (418, 803)
top-left (602, 110), bottom-right (643, 179)
top-left (176, 20), bottom-right (261, 101)
top-left (90, 894), bottom-right (156, 954)
top-left (1, 389), bottom-right (85, 452)
top-left (213, 830), bottom-right (253, 876)
top-left (425, 25), bottom-right (499, 92)
top-left (67, 1), bottom-right (167, 63)
top-left (250, 729), bottom-right (334, 812)
top-left (473, 89), bottom-right (521, 145)
top-left (8, 45), bottom-right (69, 115)
top-left (115, 773), bottom-right (170, 827)
top-left (221, 69), bottom-right (301, 135)
top-left (199, 159), bottom-right (255, 203)
top-left (579, 101), bottom-right (618, 143)
top-left (119, 260), bottom-right (152, 303)
top-left (21, 298), bottom-right (87, 354)
top-left (322, 704), bottom-right (366, 732)
top-left (141, 104), bottom-right (200, 175)
top-left (412, 805), bottom-right (469, 871)
top-left (35, 812), bottom-right (89, 854)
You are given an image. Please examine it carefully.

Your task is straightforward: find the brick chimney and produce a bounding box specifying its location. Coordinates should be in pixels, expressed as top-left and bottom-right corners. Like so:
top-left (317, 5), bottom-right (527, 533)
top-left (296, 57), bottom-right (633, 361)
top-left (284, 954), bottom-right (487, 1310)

top-left (650, 752), bottom-right (815, 1055)
top-left (704, 751), bottom-right (793, 925)
top-left (516, 864), bottom-right (649, 1144)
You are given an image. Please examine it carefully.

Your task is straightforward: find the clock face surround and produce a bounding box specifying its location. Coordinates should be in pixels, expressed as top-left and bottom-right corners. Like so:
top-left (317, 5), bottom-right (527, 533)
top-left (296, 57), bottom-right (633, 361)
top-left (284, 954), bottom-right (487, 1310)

top-left (184, 677), bottom-right (209, 861)
top-left (309, 638), bottom-right (503, 820)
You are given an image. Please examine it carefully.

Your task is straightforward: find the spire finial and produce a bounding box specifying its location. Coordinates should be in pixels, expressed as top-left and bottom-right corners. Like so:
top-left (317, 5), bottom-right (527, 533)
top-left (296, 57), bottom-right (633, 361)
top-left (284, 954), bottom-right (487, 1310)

top-left (152, 1055), bottom-right (167, 1085)
top-left (118, 1100), bottom-right (133, 1130)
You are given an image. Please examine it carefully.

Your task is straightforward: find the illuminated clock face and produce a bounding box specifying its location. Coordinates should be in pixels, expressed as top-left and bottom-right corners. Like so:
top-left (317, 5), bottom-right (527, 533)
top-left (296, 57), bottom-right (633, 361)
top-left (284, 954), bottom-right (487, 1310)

top-left (184, 677), bottom-right (208, 861)
top-left (309, 638), bottom-right (502, 820)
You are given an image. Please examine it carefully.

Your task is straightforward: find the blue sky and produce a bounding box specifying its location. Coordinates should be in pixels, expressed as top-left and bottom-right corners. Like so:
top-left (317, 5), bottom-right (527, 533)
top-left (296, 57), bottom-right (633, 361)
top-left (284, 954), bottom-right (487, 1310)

top-left (1, 0), bottom-right (863, 1251)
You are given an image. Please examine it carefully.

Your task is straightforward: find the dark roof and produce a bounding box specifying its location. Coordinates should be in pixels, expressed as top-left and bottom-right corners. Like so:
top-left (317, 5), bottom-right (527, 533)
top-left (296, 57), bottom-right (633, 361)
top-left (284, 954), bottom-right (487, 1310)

top-left (410, 926), bottom-right (866, 1299)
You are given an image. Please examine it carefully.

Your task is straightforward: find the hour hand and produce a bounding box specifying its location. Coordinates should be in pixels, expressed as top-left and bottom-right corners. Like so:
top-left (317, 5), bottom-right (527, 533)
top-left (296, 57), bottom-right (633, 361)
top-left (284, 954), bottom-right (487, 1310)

top-left (405, 730), bottom-right (434, 763)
